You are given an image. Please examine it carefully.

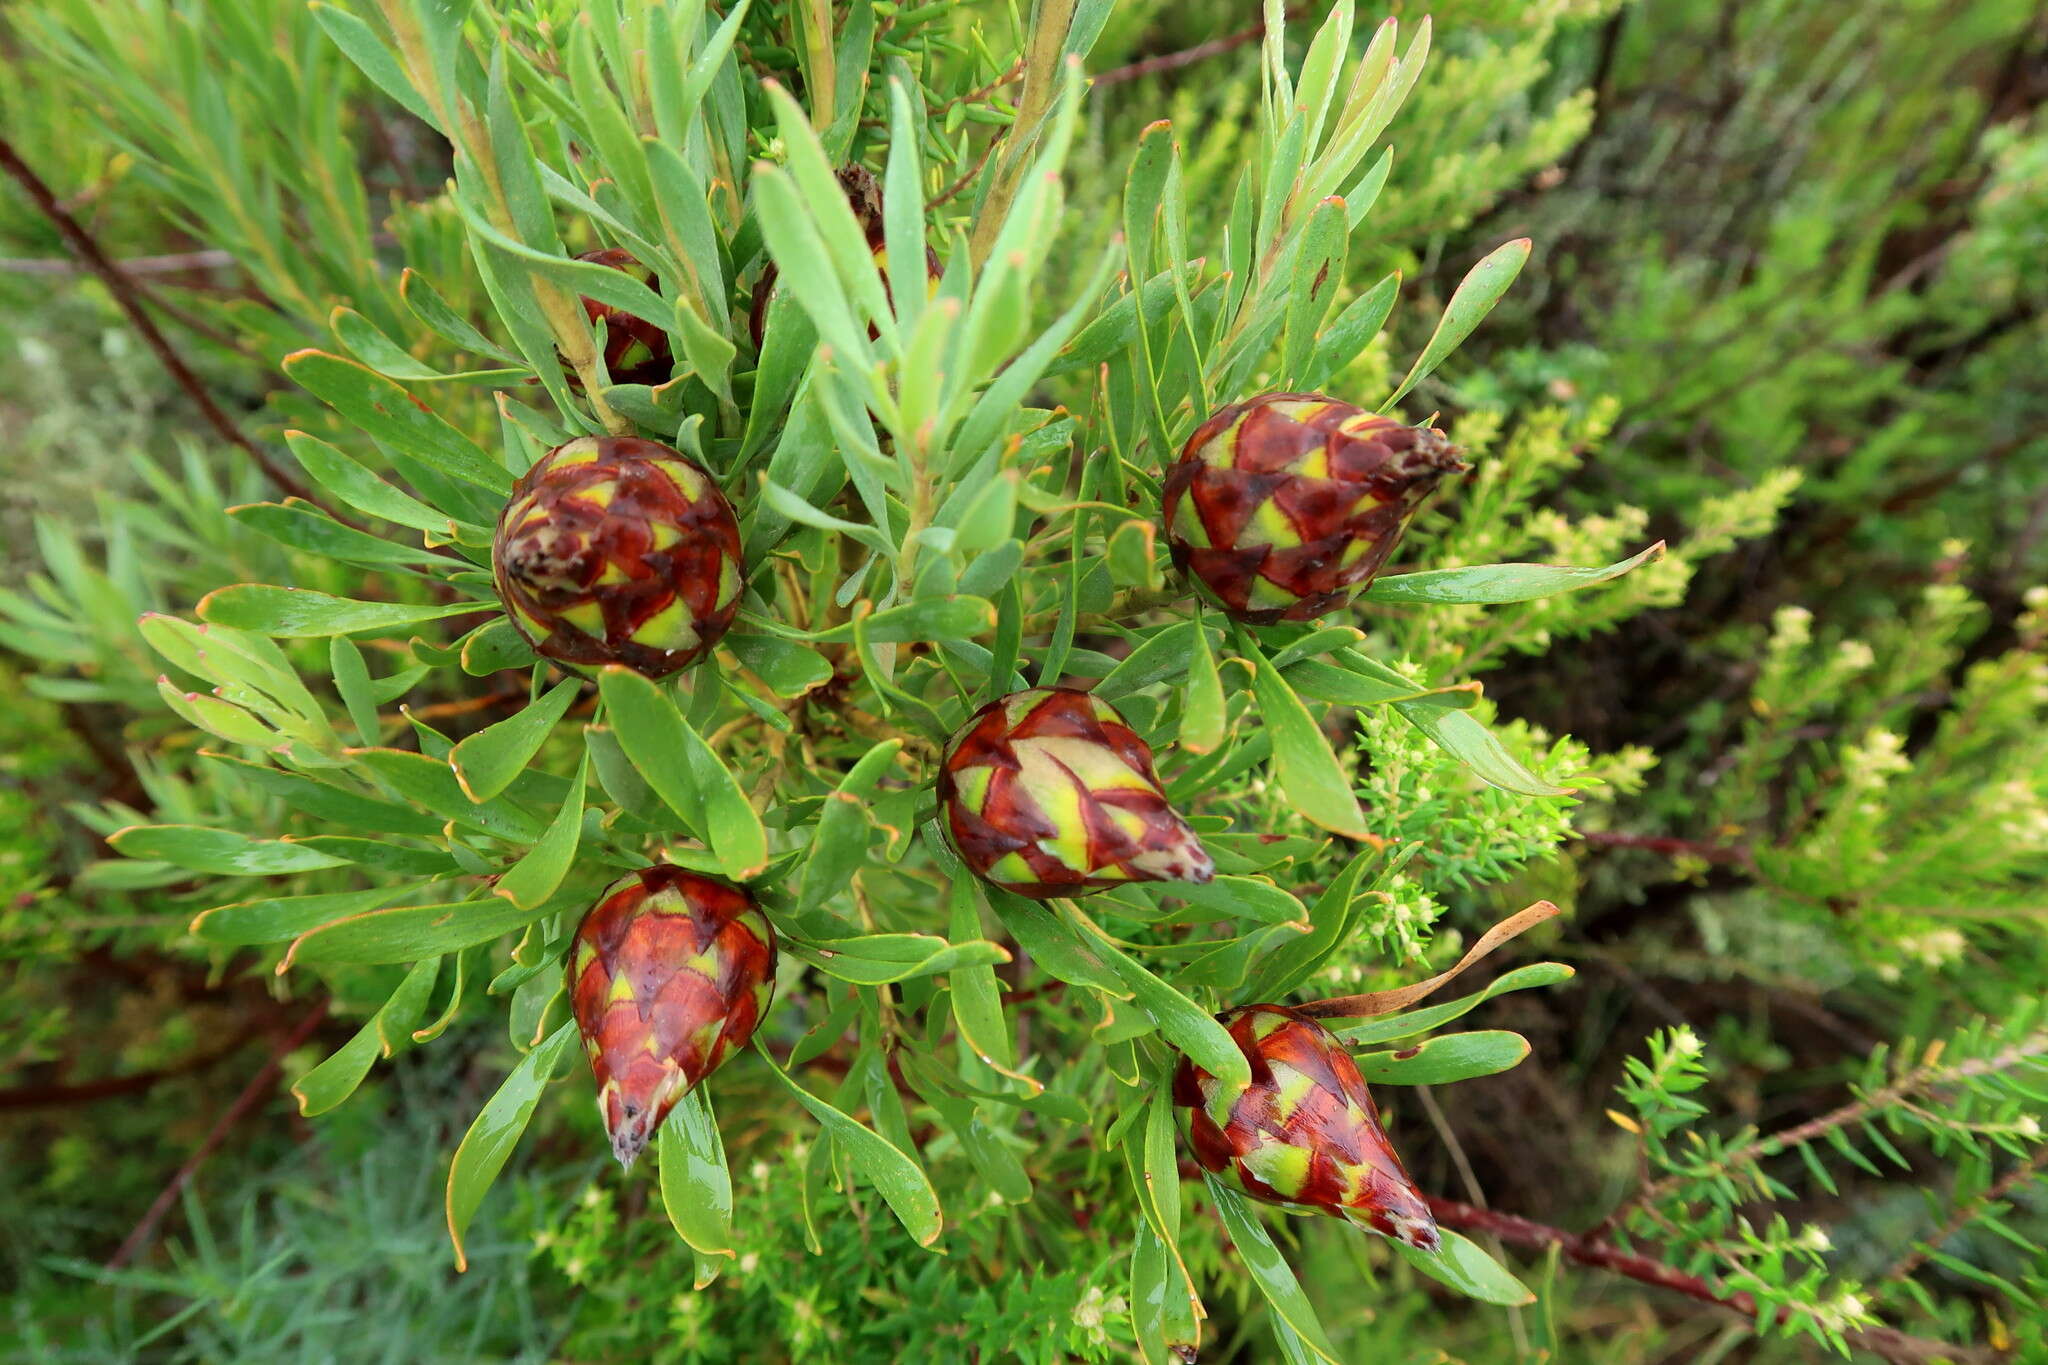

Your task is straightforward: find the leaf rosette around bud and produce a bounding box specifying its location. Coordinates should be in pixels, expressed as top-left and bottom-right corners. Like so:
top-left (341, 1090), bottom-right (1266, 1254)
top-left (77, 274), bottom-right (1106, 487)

top-left (1173, 1003), bottom-right (1440, 1251)
top-left (567, 866), bottom-right (777, 1169)
top-left (574, 247), bottom-right (672, 386)
top-left (492, 435), bottom-right (744, 678)
top-left (1162, 392), bottom-right (1467, 623)
top-left (938, 687), bottom-right (1213, 899)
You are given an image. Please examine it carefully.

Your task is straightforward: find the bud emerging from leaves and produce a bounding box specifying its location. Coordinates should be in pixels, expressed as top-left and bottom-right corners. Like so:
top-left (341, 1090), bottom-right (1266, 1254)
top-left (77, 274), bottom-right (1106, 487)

top-left (574, 247), bottom-right (671, 386)
top-left (1162, 393), bottom-right (1467, 623)
top-left (1173, 1004), bottom-right (1440, 1252)
top-left (748, 165), bottom-right (943, 352)
top-left (939, 687), bottom-right (1213, 899)
top-left (493, 435), bottom-right (744, 678)
top-left (568, 866), bottom-right (777, 1169)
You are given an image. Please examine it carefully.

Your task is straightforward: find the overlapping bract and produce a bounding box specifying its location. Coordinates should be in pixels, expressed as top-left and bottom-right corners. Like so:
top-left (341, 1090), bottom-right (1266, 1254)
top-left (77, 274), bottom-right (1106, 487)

top-left (492, 436), bottom-right (743, 677)
top-left (1174, 1004), bottom-right (1440, 1251)
top-left (568, 866), bottom-right (777, 1168)
top-left (575, 247), bottom-right (672, 386)
top-left (939, 687), bottom-right (1213, 899)
top-left (1162, 392), bottom-right (1467, 623)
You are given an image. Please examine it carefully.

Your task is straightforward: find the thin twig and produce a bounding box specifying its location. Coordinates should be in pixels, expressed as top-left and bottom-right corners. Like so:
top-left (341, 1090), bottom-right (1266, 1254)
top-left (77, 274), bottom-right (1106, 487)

top-left (0, 137), bottom-right (321, 507)
top-left (1426, 1196), bottom-right (2000, 1365)
top-left (0, 246), bottom-right (240, 276)
top-left (0, 1022), bottom-right (267, 1111)
top-left (106, 999), bottom-right (331, 1269)
top-left (1092, 7), bottom-right (1306, 88)
top-left (1886, 1146), bottom-right (2048, 1280)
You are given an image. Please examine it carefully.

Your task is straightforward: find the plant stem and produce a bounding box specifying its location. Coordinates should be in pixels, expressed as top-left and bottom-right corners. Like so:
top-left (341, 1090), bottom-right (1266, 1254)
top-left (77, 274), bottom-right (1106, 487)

top-left (105, 999), bottom-right (332, 1269)
top-left (968, 0), bottom-right (1078, 269)
top-left (1425, 1196), bottom-right (1999, 1365)
top-left (0, 136), bottom-right (322, 508)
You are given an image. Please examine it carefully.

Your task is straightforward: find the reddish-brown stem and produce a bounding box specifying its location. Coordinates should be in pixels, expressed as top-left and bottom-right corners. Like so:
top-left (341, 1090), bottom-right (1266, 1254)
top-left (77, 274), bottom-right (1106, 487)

top-left (0, 1023), bottom-right (267, 1111)
top-left (106, 999), bottom-right (331, 1269)
top-left (1886, 1146), bottom-right (2048, 1280)
top-left (1425, 1196), bottom-right (1999, 1364)
top-left (1092, 7), bottom-right (1308, 88)
top-left (0, 136), bottom-right (321, 508)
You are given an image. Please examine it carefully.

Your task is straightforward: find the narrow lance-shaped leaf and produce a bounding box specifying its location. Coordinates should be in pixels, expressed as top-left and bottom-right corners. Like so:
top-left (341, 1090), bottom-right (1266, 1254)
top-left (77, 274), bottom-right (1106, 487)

top-left (755, 1047), bottom-right (944, 1248)
top-left (446, 1019), bottom-right (579, 1271)
top-left (1242, 640), bottom-right (1372, 839)
top-left (1382, 238), bottom-right (1531, 411)
top-left (1364, 542), bottom-right (1665, 605)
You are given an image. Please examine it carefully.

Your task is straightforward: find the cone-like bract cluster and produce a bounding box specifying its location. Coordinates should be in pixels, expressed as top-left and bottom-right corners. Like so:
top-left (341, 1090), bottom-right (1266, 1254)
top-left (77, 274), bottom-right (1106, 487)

top-left (568, 866), bottom-right (777, 1168)
top-left (575, 247), bottom-right (672, 386)
top-left (1162, 392), bottom-right (1467, 623)
top-left (939, 687), bottom-right (1213, 899)
top-left (492, 435), bottom-right (743, 677)
top-left (1173, 1004), bottom-right (1440, 1251)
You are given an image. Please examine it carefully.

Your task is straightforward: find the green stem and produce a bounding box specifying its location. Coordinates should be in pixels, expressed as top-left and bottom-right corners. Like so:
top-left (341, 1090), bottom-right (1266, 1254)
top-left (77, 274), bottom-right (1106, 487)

top-left (968, 0), bottom-right (1078, 269)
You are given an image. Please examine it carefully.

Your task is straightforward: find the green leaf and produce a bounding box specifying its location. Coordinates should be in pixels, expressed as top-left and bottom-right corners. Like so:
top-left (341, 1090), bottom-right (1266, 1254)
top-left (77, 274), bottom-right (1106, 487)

top-left (796, 739), bottom-right (901, 911)
top-left (1067, 907), bottom-right (1250, 1091)
top-left (1244, 639), bottom-right (1371, 838)
top-left (1355, 1030), bottom-right (1531, 1085)
top-left (982, 885), bottom-right (1126, 993)
top-left (190, 886), bottom-right (401, 946)
top-left (495, 751), bottom-right (588, 910)
top-left (1302, 269), bottom-right (1398, 392)
top-left (283, 350), bottom-right (514, 495)
top-left (1393, 698), bottom-right (1572, 797)
top-left (1364, 543), bottom-right (1665, 605)
top-left (197, 586), bottom-right (489, 639)
top-left (449, 678), bottom-right (582, 803)
top-left (446, 1019), bottom-right (578, 1271)
top-left (799, 596), bottom-right (996, 646)
top-left (1331, 963), bottom-right (1575, 1045)
top-left (756, 1048), bottom-right (944, 1247)
top-left (1094, 622), bottom-right (1197, 701)
top-left (1382, 238), bottom-right (1530, 410)
top-left (109, 825), bottom-right (348, 876)
top-left (596, 668), bottom-right (766, 878)
top-left (292, 957), bottom-right (440, 1116)
top-left (1181, 616), bottom-right (1227, 753)
top-left (782, 932), bottom-right (1010, 985)
top-left (288, 896), bottom-right (560, 966)
top-left (350, 747), bottom-right (549, 842)
top-left (725, 632), bottom-right (833, 698)
top-left (1394, 1229), bottom-right (1535, 1306)
top-left (1282, 196), bottom-right (1348, 386)
top-left (1205, 1177), bottom-right (1342, 1363)
top-left (460, 619), bottom-right (539, 677)
top-left (658, 1087), bottom-right (736, 1285)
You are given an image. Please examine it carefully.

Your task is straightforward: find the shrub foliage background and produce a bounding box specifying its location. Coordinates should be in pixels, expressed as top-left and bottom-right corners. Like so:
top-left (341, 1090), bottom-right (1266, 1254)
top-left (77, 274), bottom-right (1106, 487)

top-left (1, 1), bottom-right (2044, 1361)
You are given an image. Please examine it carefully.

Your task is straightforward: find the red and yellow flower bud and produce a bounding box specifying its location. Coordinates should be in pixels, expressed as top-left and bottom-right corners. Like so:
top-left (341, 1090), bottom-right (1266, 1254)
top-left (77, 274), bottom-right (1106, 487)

top-left (939, 687), bottom-right (1213, 899)
top-left (1173, 1004), bottom-right (1440, 1252)
top-left (567, 866), bottom-right (777, 1168)
top-left (747, 165), bottom-right (943, 352)
top-left (1162, 393), bottom-right (1467, 623)
top-left (492, 436), bottom-right (744, 678)
top-left (574, 247), bottom-right (671, 387)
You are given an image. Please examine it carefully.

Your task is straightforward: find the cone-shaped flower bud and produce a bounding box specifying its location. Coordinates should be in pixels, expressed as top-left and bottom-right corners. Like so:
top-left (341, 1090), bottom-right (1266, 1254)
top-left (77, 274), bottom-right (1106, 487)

top-left (939, 687), bottom-right (1214, 899)
top-left (574, 247), bottom-right (671, 386)
top-left (493, 436), bottom-right (744, 678)
top-left (1162, 393), bottom-right (1467, 623)
top-left (1173, 1004), bottom-right (1440, 1252)
top-left (748, 165), bottom-right (943, 352)
top-left (567, 866), bottom-right (777, 1169)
